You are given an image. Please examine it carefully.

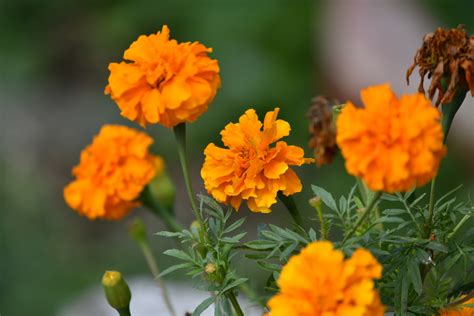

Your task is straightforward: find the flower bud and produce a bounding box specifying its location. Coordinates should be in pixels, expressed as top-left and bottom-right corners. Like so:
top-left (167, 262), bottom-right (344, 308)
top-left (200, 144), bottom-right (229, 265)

top-left (147, 171), bottom-right (176, 211)
top-left (102, 271), bottom-right (131, 313)
top-left (309, 197), bottom-right (322, 209)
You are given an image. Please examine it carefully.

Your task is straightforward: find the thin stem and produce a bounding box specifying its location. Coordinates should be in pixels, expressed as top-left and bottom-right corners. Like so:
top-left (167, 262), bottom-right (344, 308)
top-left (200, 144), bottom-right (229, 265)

top-left (173, 123), bottom-right (203, 223)
top-left (227, 291), bottom-right (244, 316)
top-left (342, 191), bottom-right (382, 244)
top-left (400, 195), bottom-right (424, 237)
top-left (310, 197), bottom-right (328, 240)
top-left (426, 177), bottom-right (437, 238)
top-left (139, 241), bottom-right (177, 316)
top-left (278, 192), bottom-right (304, 227)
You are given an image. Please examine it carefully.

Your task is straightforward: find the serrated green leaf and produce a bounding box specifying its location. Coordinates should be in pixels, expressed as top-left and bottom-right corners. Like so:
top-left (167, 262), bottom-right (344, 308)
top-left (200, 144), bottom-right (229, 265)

top-left (224, 218), bottom-right (245, 234)
top-left (158, 262), bottom-right (193, 278)
top-left (193, 296), bottom-right (215, 316)
top-left (221, 232), bottom-right (247, 243)
top-left (163, 249), bottom-right (193, 261)
top-left (308, 228), bottom-right (317, 241)
top-left (312, 185), bottom-right (338, 211)
top-left (407, 260), bottom-right (423, 294)
top-left (220, 278), bottom-right (248, 293)
top-left (156, 231), bottom-right (183, 237)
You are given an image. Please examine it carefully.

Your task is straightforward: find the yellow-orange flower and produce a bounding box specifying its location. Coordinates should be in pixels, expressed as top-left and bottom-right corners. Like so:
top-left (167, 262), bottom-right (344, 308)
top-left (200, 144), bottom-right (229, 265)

top-left (201, 108), bottom-right (313, 213)
top-left (105, 25), bottom-right (220, 128)
top-left (336, 84), bottom-right (446, 193)
top-left (440, 296), bottom-right (474, 316)
top-left (268, 241), bottom-right (385, 316)
top-left (63, 125), bottom-right (162, 220)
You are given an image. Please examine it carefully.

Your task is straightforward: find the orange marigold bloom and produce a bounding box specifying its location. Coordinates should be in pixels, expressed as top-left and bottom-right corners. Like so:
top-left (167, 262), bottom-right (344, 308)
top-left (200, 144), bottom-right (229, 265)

top-left (268, 241), bottom-right (385, 316)
top-left (336, 84), bottom-right (446, 193)
top-left (63, 125), bottom-right (162, 220)
top-left (105, 25), bottom-right (220, 128)
top-left (201, 108), bottom-right (313, 213)
top-left (440, 296), bottom-right (474, 316)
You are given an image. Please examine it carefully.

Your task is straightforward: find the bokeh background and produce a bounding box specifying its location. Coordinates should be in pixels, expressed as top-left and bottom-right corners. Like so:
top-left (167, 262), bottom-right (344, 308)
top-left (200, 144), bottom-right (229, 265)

top-left (1, 0), bottom-right (473, 315)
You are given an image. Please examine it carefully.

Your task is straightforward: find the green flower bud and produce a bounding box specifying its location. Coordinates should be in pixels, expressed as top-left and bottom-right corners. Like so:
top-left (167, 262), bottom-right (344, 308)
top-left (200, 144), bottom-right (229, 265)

top-left (147, 171), bottom-right (176, 211)
top-left (102, 271), bottom-right (131, 314)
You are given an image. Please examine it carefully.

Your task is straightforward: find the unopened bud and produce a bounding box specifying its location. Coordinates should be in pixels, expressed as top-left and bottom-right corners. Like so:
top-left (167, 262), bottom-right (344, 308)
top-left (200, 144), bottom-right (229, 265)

top-left (309, 197), bottom-right (322, 209)
top-left (102, 271), bottom-right (131, 312)
top-left (147, 171), bottom-right (176, 211)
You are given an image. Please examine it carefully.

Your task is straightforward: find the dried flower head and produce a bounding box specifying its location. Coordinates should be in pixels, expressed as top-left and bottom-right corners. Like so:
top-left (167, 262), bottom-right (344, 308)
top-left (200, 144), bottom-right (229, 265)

top-left (337, 84), bottom-right (446, 193)
top-left (407, 25), bottom-right (474, 105)
top-left (440, 296), bottom-right (474, 316)
top-left (105, 25), bottom-right (221, 128)
top-left (63, 125), bottom-right (162, 220)
top-left (268, 241), bottom-right (385, 316)
top-left (201, 108), bottom-right (313, 213)
top-left (307, 96), bottom-right (339, 166)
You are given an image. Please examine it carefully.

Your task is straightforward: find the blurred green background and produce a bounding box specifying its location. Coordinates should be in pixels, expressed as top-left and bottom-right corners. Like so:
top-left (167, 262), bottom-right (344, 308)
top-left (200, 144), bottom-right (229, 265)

top-left (1, 1), bottom-right (473, 315)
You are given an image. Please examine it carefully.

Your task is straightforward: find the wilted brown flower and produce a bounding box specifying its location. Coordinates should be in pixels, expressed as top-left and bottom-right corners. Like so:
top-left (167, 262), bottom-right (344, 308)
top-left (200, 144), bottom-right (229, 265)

top-left (307, 96), bottom-right (339, 166)
top-left (407, 25), bottom-right (474, 105)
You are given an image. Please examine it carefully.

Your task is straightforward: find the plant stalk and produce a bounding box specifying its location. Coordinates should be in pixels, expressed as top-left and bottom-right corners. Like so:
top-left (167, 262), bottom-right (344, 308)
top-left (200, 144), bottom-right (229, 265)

top-left (138, 240), bottom-right (177, 316)
top-left (342, 191), bottom-right (382, 244)
top-left (173, 123), bottom-right (203, 224)
top-left (227, 291), bottom-right (244, 316)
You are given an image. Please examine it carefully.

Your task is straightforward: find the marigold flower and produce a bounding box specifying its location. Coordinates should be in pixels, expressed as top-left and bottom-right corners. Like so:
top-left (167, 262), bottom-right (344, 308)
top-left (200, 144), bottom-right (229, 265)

top-left (64, 125), bottom-right (162, 220)
top-left (201, 108), bottom-right (313, 213)
top-left (440, 296), bottom-right (474, 316)
top-left (307, 96), bottom-right (339, 166)
top-left (268, 241), bottom-right (385, 316)
top-left (336, 84), bottom-right (446, 193)
top-left (105, 25), bottom-right (221, 128)
top-left (407, 25), bottom-right (474, 105)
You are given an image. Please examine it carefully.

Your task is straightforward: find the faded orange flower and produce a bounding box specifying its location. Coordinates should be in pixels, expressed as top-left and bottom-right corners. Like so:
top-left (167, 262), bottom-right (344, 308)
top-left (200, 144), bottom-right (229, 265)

top-left (440, 296), bottom-right (474, 316)
top-left (105, 25), bottom-right (220, 128)
top-left (64, 125), bottom-right (162, 220)
top-left (336, 84), bottom-right (446, 193)
top-left (268, 241), bottom-right (385, 316)
top-left (201, 108), bottom-right (313, 213)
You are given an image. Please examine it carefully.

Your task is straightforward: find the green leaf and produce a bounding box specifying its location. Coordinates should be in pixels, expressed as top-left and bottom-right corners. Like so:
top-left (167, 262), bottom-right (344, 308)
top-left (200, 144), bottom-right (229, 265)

top-left (220, 278), bottom-right (248, 293)
top-left (156, 231), bottom-right (183, 237)
top-left (223, 218), bottom-right (246, 234)
top-left (158, 262), bottom-right (193, 278)
top-left (193, 296), bottom-right (215, 316)
top-left (308, 228), bottom-right (317, 241)
top-left (163, 249), bottom-right (193, 261)
top-left (245, 240), bottom-right (276, 250)
top-left (407, 260), bottom-right (423, 294)
top-left (221, 232), bottom-right (247, 243)
top-left (312, 185), bottom-right (338, 211)
top-left (425, 241), bottom-right (449, 253)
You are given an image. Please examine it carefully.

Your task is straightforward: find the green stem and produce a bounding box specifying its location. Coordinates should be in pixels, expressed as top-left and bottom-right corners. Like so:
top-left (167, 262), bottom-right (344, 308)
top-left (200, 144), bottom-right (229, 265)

top-left (138, 241), bottom-right (177, 316)
top-left (342, 191), bottom-right (382, 244)
top-left (426, 177), bottom-right (437, 238)
top-left (173, 123), bottom-right (203, 223)
top-left (310, 197), bottom-right (328, 240)
top-left (278, 192), bottom-right (303, 227)
top-left (227, 291), bottom-right (244, 316)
